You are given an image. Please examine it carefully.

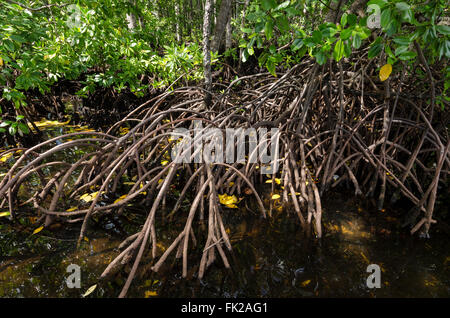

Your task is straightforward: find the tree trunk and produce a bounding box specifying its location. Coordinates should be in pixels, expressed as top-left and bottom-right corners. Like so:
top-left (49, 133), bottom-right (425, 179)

top-left (225, 9), bottom-right (232, 51)
top-left (203, 0), bottom-right (213, 107)
top-left (212, 0), bottom-right (232, 52)
top-left (175, 1), bottom-right (181, 42)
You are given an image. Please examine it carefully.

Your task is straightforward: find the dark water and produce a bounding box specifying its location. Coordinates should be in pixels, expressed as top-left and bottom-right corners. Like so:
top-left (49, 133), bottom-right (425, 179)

top-left (0, 123), bottom-right (449, 298)
top-left (0, 193), bottom-right (448, 298)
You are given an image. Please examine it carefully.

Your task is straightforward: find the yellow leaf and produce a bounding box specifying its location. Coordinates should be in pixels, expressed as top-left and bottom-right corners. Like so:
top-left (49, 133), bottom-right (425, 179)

top-left (82, 284), bottom-right (97, 297)
top-left (218, 194), bottom-right (239, 208)
top-left (32, 226), bottom-right (44, 235)
top-left (145, 290), bottom-right (158, 298)
top-left (84, 236), bottom-right (89, 242)
top-left (360, 252), bottom-right (370, 264)
top-left (123, 182), bottom-right (135, 185)
top-left (161, 160), bottom-right (169, 166)
top-left (301, 280), bottom-right (311, 287)
top-left (271, 194), bottom-right (281, 200)
top-left (379, 64), bottom-right (392, 82)
top-left (229, 182), bottom-right (234, 186)
top-left (119, 127), bottom-right (129, 135)
top-left (80, 191), bottom-right (104, 203)
top-left (114, 194), bottom-right (128, 204)
top-left (0, 152), bottom-right (13, 162)
top-left (0, 57), bottom-right (3, 67)
top-left (266, 178), bottom-right (281, 184)
top-left (66, 207), bottom-right (78, 212)
top-left (0, 211), bottom-right (11, 217)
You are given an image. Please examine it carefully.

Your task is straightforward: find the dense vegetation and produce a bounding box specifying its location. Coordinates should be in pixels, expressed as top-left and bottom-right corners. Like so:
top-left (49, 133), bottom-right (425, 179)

top-left (0, 0), bottom-right (449, 297)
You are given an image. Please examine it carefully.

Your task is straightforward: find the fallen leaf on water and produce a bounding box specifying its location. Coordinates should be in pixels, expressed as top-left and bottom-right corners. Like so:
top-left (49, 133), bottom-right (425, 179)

top-left (218, 194), bottom-right (239, 208)
top-left (301, 280), bottom-right (311, 287)
top-left (360, 252), bottom-right (370, 264)
top-left (0, 211), bottom-right (11, 217)
top-left (82, 284), bottom-right (97, 297)
top-left (0, 153), bottom-right (13, 162)
top-left (145, 290), bottom-right (158, 298)
top-left (265, 178), bottom-right (281, 184)
top-left (32, 226), bottom-right (44, 235)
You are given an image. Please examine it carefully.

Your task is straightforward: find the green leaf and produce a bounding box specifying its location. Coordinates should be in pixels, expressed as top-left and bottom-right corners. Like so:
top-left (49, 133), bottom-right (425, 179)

top-left (385, 44), bottom-right (395, 58)
top-left (368, 43), bottom-right (383, 59)
top-left (18, 122), bottom-right (29, 134)
top-left (276, 0), bottom-right (290, 10)
top-left (265, 19), bottom-right (274, 40)
top-left (266, 59), bottom-right (276, 76)
top-left (261, 0), bottom-right (277, 11)
top-left (276, 15), bottom-right (290, 32)
top-left (314, 50), bottom-right (327, 65)
top-left (333, 39), bottom-right (345, 61)
top-left (398, 51), bottom-right (417, 61)
top-left (242, 49), bottom-right (249, 63)
top-left (347, 14), bottom-right (357, 27)
top-left (341, 13), bottom-right (348, 27)
top-left (344, 40), bottom-right (352, 57)
top-left (395, 2), bottom-right (410, 11)
top-left (393, 36), bottom-right (411, 46)
top-left (367, 0), bottom-right (387, 8)
top-left (292, 39), bottom-right (304, 51)
top-left (10, 35), bottom-right (26, 43)
top-left (3, 39), bottom-right (15, 52)
top-left (394, 45), bottom-right (408, 56)
top-left (352, 34), bottom-right (362, 49)
top-left (9, 125), bottom-right (17, 135)
top-left (312, 30), bottom-right (322, 43)
top-left (267, 45), bottom-right (276, 54)
top-left (340, 28), bottom-right (352, 40)
top-left (436, 25), bottom-right (450, 36)
top-left (380, 8), bottom-right (392, 29)
top-left (241, 27), bottom-right (253, 34)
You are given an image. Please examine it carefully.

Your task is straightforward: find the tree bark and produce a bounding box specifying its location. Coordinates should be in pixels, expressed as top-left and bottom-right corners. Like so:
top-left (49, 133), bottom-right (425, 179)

top-left (225, 9), bottom-right (232, 51)
top-left (203, 0), bottom-right (214, 107)
top-left (175, 0), bottom-right (181, 42)
top-left (212, 0), bottom-right (232, 52)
